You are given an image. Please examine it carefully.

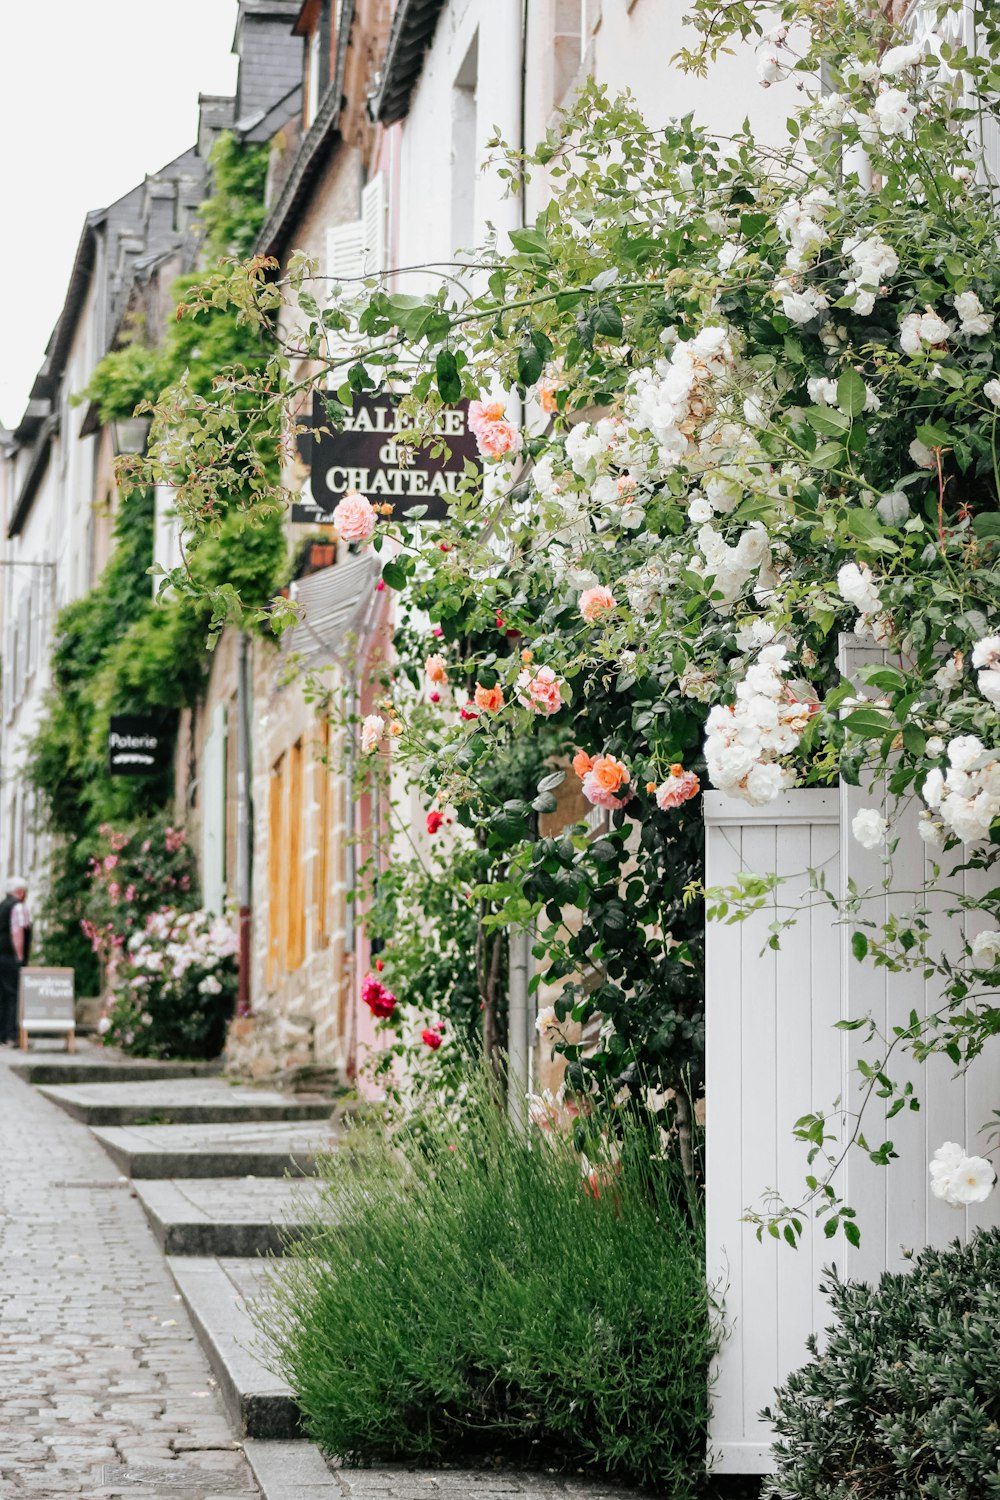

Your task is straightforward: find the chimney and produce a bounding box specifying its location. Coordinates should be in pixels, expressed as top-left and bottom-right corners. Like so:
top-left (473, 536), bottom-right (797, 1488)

top-left (232, 1), bottom-right (303, 129)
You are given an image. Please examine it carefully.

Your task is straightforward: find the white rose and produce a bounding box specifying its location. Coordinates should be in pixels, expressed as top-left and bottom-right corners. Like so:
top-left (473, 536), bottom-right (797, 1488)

top-left (837, 561), bottom-right (881, 615)
top-left (879, 41), bottom-right (923, 75)
top-left (920, 311), bottom-right (951, 346)
top-left (756, 47), bottom-right (785, 85)
top-left (926, 736), bottom-right (945, 758)
top-left (874, 87), bottom-right (914, 136)
top-left (909, 437), bottom-right (936, 468)
top-left (360, 714), bottom-right (386, 755)
top-left (781, 288), bottom-right (828, 324)
top-left (922, 767), bottom-right (945, 809)
top-left (955, 290), bottom-right (994, 336)
top-left (978, 669), bottom-right (1000, 706)
top-left (917, 812), bottom-right (946, 849)
top-left (985, 379), bottom-right (1000, 408)
top-left (744, 761), bottom-right (790, 805)
top-left (972, 636), bottom-right (1000, 670)
top-left (535, 1006), bottom-right (560, 1039)
top-left (930, 1143), bottom-right (995, 1207)
top-left (807, 376), bottom-right (838, 406)
top-left (972, 929), bottom-right (1000, 967)
top-left (948, 735), bottom-right (986, 772)
top-left (900, 312), bottom-right (924, 356)
top-left (852, 807), bottom-right (888, 849)
top-left (687, 497), bottom-right (714, 524)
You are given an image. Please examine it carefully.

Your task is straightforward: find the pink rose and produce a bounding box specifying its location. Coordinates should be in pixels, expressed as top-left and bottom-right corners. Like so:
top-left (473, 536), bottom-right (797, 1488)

top-left (579, 586), bottom-right (617, 623)
top-left (333, 489), bottom-right (377, 544)
top-left (581, 754), bottom-right (633, 810)
top-left (475, 419), bottom-right (520, 459)
top-left (468, 399), bottom-right (507, 436)
top-left (654, 765), bottom-right (700, 810)
top-left (103, 855), bottom-right (118, 872)
top-left (516, 665), bottom-right (564, 716)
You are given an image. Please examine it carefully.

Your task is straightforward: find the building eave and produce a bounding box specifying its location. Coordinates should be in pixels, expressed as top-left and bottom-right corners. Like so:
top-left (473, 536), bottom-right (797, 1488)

top-left (372, 0), bottom-right (446, 126)
top-left (8, 413), bottom-right (58, 539)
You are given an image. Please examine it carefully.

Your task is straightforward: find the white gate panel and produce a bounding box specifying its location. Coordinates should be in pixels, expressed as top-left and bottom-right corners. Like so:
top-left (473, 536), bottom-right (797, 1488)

top-left (707, 778), bottom-right (1000, 1474)
top-left (706, 790), bottom-right (842, 1474)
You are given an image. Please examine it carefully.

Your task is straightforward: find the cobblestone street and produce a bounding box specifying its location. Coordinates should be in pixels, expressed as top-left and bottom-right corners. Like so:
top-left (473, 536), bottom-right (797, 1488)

top-left (0, 1052), bottom-right (259, 1500)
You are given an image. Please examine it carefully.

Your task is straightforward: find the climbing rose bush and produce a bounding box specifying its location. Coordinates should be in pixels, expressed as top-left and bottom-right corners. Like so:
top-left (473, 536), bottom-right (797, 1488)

top-left (133, 0), bottom-right (1000, 1226)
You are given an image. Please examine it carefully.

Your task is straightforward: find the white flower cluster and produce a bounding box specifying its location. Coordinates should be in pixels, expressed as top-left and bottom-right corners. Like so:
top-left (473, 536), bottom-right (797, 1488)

top-left (837, 561), bottom-right (890, 642)
top-left (929, 1141), bottom-right (995, 1208)
top-left (954, 290), bottom-right (994, 337)
top-left (705, 645), bottom-right (815, 805)
top-left (777, 281), bottom-right (829, 325)
top-left (841, 234), bottom-right (898, 315)
top-left (922, 735), bottom-right (1000, 844)
top-left (900, 307), bottom-right (952, 355)
top-left (695, 522), bottom-right (773, 611)
top-left (971, 635), bottom-right (1000, 706)
top-left (808, 374), bottom-right (880, 412)
top-left (776, 189), bottom-right (833, 272)
top-left (626, 325), bottom-right (736, 468)
top-left (128, 908), bottom-right (238, 987)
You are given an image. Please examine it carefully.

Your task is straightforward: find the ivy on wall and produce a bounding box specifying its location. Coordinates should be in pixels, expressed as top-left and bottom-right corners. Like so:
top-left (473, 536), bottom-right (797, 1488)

top-left (29, 133), bottom-right (286, 984)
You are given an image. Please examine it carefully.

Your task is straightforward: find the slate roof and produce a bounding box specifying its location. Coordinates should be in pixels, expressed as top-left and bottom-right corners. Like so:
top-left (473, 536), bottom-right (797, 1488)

top-left (372, 0), bottom-right (446, 125)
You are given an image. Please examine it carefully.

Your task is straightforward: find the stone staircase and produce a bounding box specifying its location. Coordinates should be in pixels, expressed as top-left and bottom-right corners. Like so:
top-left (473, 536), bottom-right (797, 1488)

top-left (22, 1040), bottom-right (345, 1499)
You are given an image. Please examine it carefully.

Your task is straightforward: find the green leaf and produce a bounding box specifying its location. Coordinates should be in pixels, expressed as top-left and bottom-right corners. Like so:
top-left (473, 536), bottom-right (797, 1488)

top-left (843, 1220), bottom-right (861, 1248)
top-left (851, 931), bottom-right (869, 962)
top-left (381, 560), bottom-right (408, 591)
top-left (843, 707), bottom-right (893, 738)
top-left (973, 512), bottom-right (1000, 539)
top-left (508, 226), bottom-right (549, 256)
top-left (591, 302), bottom-right (624, 339)
top-left (837, 368), bottom-right (868, 418)
top-left (435, 348), bottom-right (461, 403)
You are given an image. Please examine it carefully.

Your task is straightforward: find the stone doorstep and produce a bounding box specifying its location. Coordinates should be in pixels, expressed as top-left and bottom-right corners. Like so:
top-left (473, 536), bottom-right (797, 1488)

top-left (10, 1057), bottom-right (223, 1087)
top-left (37, 1078), bottom-right (335, 1128)
top-left (167, 1256), bottom-right (301, 1441)
top-left (91, 1121), bottom-right (337, 1179)
top-left (133, 1177), bottom-right (327, 1257)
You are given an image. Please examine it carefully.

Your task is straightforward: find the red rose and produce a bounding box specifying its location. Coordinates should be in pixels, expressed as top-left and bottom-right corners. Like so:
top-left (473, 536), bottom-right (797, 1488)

top-left (361, 972), bottom-right (397, 1018)
top-left (421, 1028), bottom-right (442, 1050)
top-left (426, 811), bottom-right (444, 834)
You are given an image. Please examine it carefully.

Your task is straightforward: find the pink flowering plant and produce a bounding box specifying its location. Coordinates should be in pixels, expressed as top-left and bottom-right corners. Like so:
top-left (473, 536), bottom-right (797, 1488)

top-left (82, 814), bottom-right (199, 983)
top-left (99, 906), bottom-right (238, 1059)
top-left (129, 0), bottom-right (1000, 1230)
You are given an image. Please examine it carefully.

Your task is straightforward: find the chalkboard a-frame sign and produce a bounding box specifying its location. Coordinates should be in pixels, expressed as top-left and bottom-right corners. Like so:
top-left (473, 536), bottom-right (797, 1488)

top-left (19, 967), bottom-right (75, 1052)
top-left (293, 392), bottom-right (480, 525)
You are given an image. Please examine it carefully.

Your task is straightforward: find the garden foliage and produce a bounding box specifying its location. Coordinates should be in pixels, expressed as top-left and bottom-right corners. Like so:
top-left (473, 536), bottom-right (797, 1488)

top-left (767, 1229), bottom-right (1000, 1499)
top-left (257, 1074), bottom-right (711, 1494)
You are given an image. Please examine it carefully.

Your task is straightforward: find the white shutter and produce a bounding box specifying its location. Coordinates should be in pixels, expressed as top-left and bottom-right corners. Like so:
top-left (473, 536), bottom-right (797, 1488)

top-left (201, 702), bottom-right (227, 915)
top-left (326, 219), bottom-right (366, 284)
top-left (361, 173), bottom-right (386, 274)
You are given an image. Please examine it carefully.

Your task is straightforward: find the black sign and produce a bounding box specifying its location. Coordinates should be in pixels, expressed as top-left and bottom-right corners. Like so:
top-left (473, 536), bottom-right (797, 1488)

top-left (108, 716), bottom-right (170, 776)
top-left (293, 392), bottom-right (480, 524)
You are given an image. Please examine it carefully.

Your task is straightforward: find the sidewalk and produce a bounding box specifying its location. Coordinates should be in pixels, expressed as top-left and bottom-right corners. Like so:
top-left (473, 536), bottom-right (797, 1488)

top-left (0, 1047), bottom-right (259, 1499)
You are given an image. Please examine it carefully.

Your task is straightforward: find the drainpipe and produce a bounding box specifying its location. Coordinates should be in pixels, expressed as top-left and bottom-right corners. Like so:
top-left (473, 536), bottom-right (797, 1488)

top-left (343, 677), bottom-right (357, 1078)
top-left (235, 630), bottom-right (253, 1014)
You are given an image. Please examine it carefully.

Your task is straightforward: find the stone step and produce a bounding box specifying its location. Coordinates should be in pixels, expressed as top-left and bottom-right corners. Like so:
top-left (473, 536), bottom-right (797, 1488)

top-left (37, 1077), bottom-right (334, 1127)
top-left (133, 1177), bottom-right (325, 1256)
top-left (167, 1256), bottom-right (300, 1440)
top-left (10, 1054), bottom-right (222, 1087)
top-left (92, 1120), bottom-right (338, 1178)
top-left (242, 1441), bottom-right (340, 1498)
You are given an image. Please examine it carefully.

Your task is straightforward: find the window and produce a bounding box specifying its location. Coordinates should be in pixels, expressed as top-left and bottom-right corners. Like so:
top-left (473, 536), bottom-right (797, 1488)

top-left (451, 34), bottom-right (478, 254)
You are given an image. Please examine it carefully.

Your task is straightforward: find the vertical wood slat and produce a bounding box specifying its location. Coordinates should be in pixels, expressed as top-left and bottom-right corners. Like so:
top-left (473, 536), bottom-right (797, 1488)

top-left (315, 718), bottom-right (332, 950)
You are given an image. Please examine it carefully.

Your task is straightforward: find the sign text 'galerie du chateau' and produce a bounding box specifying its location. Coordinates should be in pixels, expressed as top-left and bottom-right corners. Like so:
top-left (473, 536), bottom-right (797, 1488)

top-left (294, 392), bottom-right (480, 524)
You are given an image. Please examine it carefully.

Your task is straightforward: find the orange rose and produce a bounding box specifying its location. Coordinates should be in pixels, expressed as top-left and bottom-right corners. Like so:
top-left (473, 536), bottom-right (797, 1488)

top-left (473, 683), bottom-right (504, 713)
top-left (589, 755), bottom-right (629, 794)
top-left (572, 750), bottom-right (594, 779)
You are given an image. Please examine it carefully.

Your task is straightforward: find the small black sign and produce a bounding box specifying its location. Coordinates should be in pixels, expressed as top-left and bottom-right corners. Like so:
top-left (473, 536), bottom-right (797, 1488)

top-left (293, 392), bottom-right (480, 524)
top-left (108, 716), bottom-right (170, 776)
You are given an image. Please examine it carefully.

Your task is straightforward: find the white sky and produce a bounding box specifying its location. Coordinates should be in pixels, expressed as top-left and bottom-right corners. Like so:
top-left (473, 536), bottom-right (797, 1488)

top-left (0, 1), bottom-right (241, 427)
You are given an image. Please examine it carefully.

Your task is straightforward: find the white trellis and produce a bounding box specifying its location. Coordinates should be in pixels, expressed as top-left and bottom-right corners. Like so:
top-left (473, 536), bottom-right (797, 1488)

top-left (705, 761), bottom-right (1000, 1472)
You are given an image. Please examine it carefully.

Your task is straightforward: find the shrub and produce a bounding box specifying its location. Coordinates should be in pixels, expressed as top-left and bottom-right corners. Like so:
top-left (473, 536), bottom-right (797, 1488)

top-left (99, 906), bottom-right (238, 1059)
top-left (767, 1229), bottom-right (1000, 1499)
top-left (255, 1074), bottom-right (711, 1494)
top-left (83, 815), bottom-right (199, 974)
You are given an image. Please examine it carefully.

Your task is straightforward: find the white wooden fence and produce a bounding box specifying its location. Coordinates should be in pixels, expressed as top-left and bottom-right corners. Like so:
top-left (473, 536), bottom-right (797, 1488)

top-left (706, 780), bottom-right (1000, 1473)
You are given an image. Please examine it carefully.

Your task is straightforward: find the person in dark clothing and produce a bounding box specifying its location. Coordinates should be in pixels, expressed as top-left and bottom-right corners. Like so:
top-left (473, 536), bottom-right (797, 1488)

top-left (0, 877), bottom-right (31, 1047)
